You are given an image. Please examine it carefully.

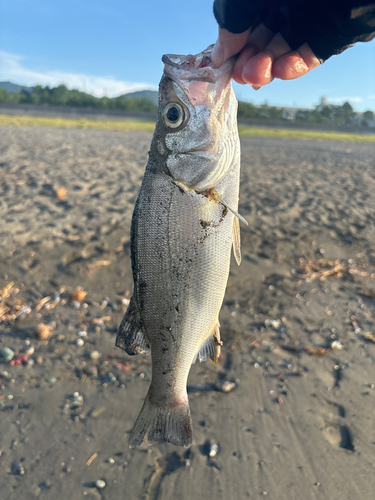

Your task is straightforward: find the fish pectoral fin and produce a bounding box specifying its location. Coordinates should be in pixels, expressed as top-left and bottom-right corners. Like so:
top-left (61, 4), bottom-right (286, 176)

top-left (115, 296), bottom-right (150, 355)
top-left (210, 188), bottom-right (249, 226)
top-left (193, 322), bottom-right (223, 364)
top-left (232, 216), bottom-right (241, 265)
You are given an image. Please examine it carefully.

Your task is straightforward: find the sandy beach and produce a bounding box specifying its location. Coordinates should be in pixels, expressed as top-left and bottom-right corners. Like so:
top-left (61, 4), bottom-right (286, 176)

top-left (1, 125), bottom-right (375, 500)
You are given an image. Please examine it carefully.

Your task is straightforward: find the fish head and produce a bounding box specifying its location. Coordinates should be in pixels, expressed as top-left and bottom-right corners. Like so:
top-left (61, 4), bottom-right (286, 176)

top-left (153, 46), bottom-right (239, 192)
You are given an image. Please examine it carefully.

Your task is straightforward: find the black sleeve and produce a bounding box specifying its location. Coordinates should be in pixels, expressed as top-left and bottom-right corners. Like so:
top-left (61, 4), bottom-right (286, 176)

top-left (213, 0), bottom-right (375, 62)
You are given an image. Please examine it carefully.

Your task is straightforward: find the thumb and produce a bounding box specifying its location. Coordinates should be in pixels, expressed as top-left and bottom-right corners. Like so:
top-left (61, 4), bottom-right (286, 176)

top-left (211, 28), bottom-right (251, 67)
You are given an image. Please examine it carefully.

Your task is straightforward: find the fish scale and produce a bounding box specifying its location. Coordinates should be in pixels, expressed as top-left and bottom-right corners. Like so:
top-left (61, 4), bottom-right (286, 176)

top-left (116, 45), bottom-right (242, 447)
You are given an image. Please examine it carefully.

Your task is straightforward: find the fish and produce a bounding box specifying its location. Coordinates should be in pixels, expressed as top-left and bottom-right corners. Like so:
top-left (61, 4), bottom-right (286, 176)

top-left (116, 45), bottom-right (245, 448)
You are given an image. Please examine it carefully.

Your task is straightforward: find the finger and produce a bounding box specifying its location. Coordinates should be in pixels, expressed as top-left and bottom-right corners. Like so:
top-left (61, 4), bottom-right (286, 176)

top-left (232, 23), bottom-right (275, 84)
top-left (241, 33), bottom-right (291, 86)
top-left (211, 28), bottom-right (251, 68)
top-left (272, 43), bottom-right (320, 80)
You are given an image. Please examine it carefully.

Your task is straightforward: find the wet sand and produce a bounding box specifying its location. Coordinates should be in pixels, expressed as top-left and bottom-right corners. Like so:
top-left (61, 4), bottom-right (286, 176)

top-left (1, 126), bottom-right (375, 500)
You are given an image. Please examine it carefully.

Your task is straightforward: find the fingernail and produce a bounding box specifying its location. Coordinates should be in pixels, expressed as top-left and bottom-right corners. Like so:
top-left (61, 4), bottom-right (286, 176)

top-left (252, 85), bottom-right (261, 91)
top-left (211, 41), bottom-right (224, 68)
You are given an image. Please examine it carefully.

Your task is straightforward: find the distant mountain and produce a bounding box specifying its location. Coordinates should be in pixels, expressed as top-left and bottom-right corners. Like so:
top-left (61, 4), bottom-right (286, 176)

top-left (0, 81), bottom-right (34, 94)
top-left (121, 90), bottom-right (158, 104)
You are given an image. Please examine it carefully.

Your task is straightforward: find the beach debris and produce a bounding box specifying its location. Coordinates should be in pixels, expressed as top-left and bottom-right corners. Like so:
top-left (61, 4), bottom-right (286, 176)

top-left (86, 453), bottom-right (98, 467)
top-left (215, 379), bottom-right (236, 393)
top-left (106, 458), bottom-right (115, 465)
top-left (56, 186), bottom-right (68, 201)
top-left (89, 350), bottom-right (101, 360)
top-left (91, 407), bottom-right (106, 418)
top-left (71, 286), bottom-right (87, 303)
top-left (304, 346), bottom-right (328, 356)
top-left (95, 479), bottom-right (106, 489)
top-left (363, 332), bottom-right (375, 343)
top-left (77, 330), bottom-right (87, 338)
top-left (34, 323), bottom-right (52, 341)
top-left (292, 258), bottom-right (372, 282)
top-left (0, 347), bottom-right (15, 361)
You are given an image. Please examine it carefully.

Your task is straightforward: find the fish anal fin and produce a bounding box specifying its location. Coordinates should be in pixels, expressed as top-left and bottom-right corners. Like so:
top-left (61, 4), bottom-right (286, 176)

top-left (115, 296), bottom-right (150, 355)
top-left (193, 322), bottom-right (223, 364)
top-left (232, 216), bottom-right (241, 265)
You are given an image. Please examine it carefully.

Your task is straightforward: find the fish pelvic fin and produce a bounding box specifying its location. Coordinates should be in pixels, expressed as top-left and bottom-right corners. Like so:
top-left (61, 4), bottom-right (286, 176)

top-left (115, 296), bottom-right (150, 355)
top-left (232, 216), bottom-right (241, 265)
top-left (193, 322), bottom-right (223, 364)
top-left (129, 393), bottom-right (193, 448)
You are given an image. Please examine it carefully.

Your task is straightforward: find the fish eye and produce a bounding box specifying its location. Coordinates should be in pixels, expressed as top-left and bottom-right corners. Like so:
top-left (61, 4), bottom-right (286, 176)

top-left (162, 103), bottom-right (185, 129)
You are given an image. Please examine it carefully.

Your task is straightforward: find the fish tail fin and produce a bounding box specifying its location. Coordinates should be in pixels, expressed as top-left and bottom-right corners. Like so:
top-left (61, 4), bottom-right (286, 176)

top-left (129, 393), bottom-right (193, 448)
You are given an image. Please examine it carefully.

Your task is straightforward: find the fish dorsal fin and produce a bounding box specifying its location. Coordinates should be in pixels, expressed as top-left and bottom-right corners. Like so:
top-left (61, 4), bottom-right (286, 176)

top-left (116, 296), bottom-right (150, 355)
top-left (232, 216), bottom-right (241, 265)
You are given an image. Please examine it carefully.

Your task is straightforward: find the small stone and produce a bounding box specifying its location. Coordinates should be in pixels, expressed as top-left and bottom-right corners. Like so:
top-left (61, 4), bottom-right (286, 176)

top-left (12, 463), bottom-right (25, 475)
top-left (209, 442), bottom-right (219, 457)
top-left (95, 479), bottom-right (106, 489)
top-left (84, 365), bottom-right (98, 378)
top-left (61, 353), bottom-right (71, 361)
top-left (72, 301), bottom-right (81, 309)
top-left (76, 338), bottom-right (84, 347)
top-left (90, 351), bottom-right (100, 360)
top-left (0, 347), bottom-right (15, 361)
top-left (36, 356), bottom-right (43, 364)
top-left (47, 377), bottom-right (57, 384)
top-left (107, 458), bottom-right (115, 465)
top-left (264, 319), bottom-right (281, 329)
top-left (331, 340), bottom-right (343, 350)
top-left (215, 380), bottom-right (236, 393)
top-left (77, 330), bottom-right (87, 338)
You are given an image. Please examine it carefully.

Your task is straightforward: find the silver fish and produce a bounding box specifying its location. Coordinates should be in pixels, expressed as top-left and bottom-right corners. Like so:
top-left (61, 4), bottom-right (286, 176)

top-left (116, 46), bottom-right (244, 448)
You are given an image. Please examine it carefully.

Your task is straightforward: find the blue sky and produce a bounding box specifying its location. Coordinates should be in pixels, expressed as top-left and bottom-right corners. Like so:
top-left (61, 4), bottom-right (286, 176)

top-left (1, 0), bottom-right (374, 111)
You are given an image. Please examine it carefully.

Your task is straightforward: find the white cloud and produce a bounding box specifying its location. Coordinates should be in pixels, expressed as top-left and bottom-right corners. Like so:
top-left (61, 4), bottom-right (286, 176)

top-left (328, 96), bottom-right (363, 104)
top-left (0, 51), bottom-right (156, 97)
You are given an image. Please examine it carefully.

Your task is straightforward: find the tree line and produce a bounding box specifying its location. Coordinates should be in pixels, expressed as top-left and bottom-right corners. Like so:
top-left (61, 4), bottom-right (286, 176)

top-left (0, 83), bottom-right (374, 126)
top-left (0, 84), bottom-right (157, 112)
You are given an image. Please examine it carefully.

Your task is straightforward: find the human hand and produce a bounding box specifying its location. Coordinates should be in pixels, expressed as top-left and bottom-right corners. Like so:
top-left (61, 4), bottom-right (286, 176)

top-left (211, 25), bottom-right (320, 88)
top-left (212, 0), bottom-right (375, 89)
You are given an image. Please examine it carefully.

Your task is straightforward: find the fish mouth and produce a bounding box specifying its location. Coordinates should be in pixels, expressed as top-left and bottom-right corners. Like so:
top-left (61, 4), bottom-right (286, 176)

top-left (162, 45), bottom-right (235, 84)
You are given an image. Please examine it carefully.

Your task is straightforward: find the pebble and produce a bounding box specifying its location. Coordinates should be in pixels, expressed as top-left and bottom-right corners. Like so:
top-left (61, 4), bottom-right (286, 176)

top-left (77, 330), bottom-right (87, 338)
top-left (76, 338), bottom-right (85, 347)
top-left (0, 347), bottom-right (15, 361)
top-left (95, 479), bottom-right (106, 489)
top-left (264, 319), bottom-right (281, 329)
top-left (47, 377), bottom-right (57, 384)
top-left (331, 340), bottom-right (343, 350)
top-left (209, 442), bottom-right (219, 458)
top-left (12, 463), bottom-right (25, 475)
top-left (61, 353), bottom-right (71, 361)
top-left (215, 380), bottom-right (236, 393)
top-left (90, 351), bottom-right (100, 360)
top-left (106, 458), bottom-right (115, 465)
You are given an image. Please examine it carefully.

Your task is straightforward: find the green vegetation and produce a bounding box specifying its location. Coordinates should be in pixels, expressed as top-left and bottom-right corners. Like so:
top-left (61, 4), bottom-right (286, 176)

top-left (1, 85), bottom-right (374, 128)
top-left (1, 114), bottom-right (374, 142)
top-left (0, 84), bottom-right (157, 112)
top-left (238, 125), bottom-right (375, 143)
